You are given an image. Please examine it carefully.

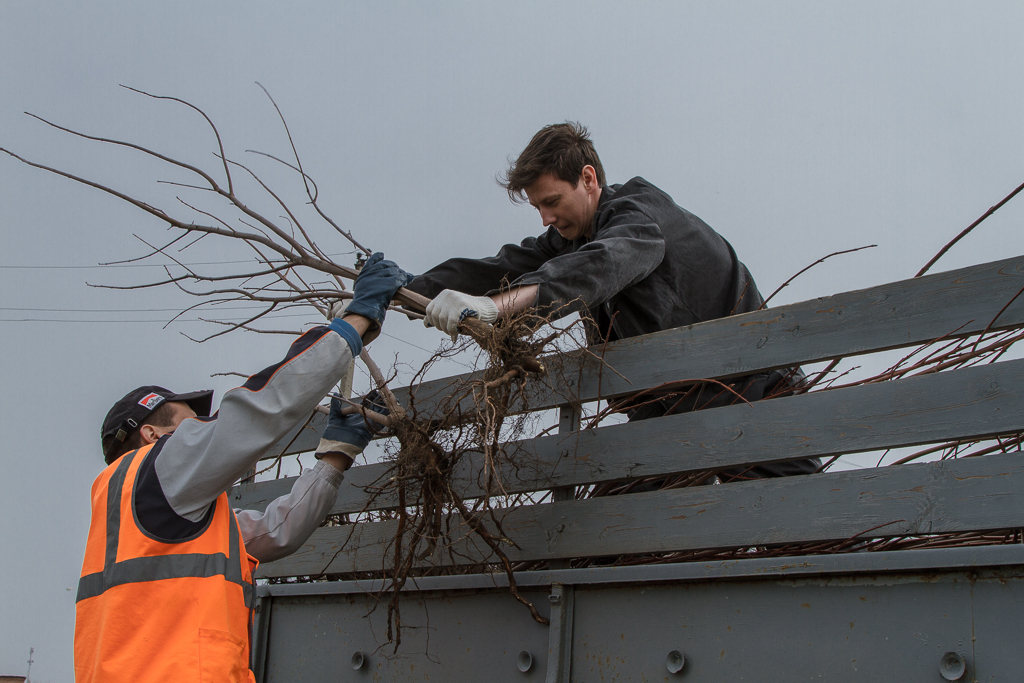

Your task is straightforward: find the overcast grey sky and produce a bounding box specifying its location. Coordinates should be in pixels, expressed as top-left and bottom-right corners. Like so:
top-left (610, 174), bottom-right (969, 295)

top-left (2, 2), bottom-right (1023, 679)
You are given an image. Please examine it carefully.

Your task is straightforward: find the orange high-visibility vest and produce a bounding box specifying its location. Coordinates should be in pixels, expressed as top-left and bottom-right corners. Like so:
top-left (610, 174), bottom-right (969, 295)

top-left (74, 444), bottom-right (258, 683)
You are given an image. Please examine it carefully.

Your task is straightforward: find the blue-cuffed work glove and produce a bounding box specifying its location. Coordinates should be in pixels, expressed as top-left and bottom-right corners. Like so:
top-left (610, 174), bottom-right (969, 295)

top-left (315, 390), bottom-right (390, 463)
top-left (343, 252), bottom-right (414, 328)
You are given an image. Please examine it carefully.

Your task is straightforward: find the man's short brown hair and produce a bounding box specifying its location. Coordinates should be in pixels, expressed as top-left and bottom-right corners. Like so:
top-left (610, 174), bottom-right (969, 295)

top-left (500, 122), bottom-right (606, 203)
top-left (111, 401), bottom-right (179, 462)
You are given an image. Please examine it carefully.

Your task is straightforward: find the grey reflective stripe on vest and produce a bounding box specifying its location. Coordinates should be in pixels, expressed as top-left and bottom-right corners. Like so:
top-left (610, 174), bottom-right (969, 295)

top-left (104, 449), bottom-right (137, 575)
top-left (77, 449), bottom-right (252, 607)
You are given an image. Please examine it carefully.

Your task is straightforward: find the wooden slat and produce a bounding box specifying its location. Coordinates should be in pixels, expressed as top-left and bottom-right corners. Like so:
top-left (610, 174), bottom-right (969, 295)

top-left (234, 357), bottom-right (1024, 514)
top-left (257, 450), bottom-right (1024, 577)
top-left (557, 254), bottom-right (1024, 404)
top-left (266, 254), bottom-right (1024, 456)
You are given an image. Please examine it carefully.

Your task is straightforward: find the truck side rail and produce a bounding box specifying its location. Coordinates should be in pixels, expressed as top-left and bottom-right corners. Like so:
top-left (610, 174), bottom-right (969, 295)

top-left (228, 254), bottom-right (1024, 579)
top-left (244, 253), bottom-right (1024, 462)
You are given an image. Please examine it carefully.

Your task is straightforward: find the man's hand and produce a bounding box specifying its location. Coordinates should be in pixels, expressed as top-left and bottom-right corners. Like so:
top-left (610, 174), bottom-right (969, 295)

top-left (424, 289), bottom-right (499, 342)
top-left (327, 298), bottom-right (376, 344)
top-left (333, 252), bottom-right (413, 342)
top-left (327, 299), bottom-right (349, 321)
top-left (315, 391), bottom-right (389, 470)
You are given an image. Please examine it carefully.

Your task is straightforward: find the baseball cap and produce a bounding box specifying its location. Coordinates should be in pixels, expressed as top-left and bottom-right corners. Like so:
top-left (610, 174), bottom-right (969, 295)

top-left (101, 386), bottom-right (213, 464)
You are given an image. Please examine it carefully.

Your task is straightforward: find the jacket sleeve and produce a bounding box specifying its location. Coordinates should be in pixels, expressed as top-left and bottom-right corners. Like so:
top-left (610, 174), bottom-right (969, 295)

top-left (234, 460), bottom-right (345, 562)
top-left (153, 319), bottom-right (363, 523)
top-left (406, 228), bottom-right (565, 299)
top-left (513, 209), bottom-right (666, 317)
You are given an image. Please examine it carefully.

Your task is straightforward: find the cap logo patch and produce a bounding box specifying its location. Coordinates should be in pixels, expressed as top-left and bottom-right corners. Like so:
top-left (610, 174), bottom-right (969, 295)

top-left (138, 393), bottom-right (165, 410)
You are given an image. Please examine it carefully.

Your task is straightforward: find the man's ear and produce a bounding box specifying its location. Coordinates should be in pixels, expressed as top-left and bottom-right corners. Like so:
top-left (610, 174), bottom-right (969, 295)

top-left (139, 423), bottom-right (161, 445)
top-left (581, 165), bottom-right (598, 191)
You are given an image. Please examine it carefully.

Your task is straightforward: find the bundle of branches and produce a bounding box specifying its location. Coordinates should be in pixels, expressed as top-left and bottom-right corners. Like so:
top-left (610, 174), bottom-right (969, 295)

top-left (356, 311), bottom-right (583, 644)
top-left (1, 86), bottom-right (583, 643)
top-left (1, 86), bottom-right (450, 338)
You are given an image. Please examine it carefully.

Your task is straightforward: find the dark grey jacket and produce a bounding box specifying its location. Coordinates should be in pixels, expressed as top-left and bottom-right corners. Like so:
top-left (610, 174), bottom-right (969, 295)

top-left (409, 177), bottom-right (764, 343)
top-left (411, 177), bottom-right (818, 479)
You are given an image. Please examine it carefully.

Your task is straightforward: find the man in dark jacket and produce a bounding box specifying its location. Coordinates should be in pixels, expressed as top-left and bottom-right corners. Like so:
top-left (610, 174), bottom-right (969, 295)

top-left (408, 122), bottom-right (816, 480)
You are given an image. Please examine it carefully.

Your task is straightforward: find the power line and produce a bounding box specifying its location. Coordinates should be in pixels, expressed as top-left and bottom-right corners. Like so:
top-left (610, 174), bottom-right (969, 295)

top-left (378, 331), bottom-right (441, 356)
top-left (0, 313), bottom-right (440, 350)
top-left (0, 312), bottom-right (315, 323)
top-left (0, 259), bottom-right (277, 270)
top-left (0, 319), bottom-right (288, 323)
top-left (0, 305), bottom-right (275, 313)
top-left (0, 305), bottom-right (280, 313)
top-left (0, 252), bottom-right (353, 270)
top-left (0, 314), bottom-right (446, 355)
top-left (2, 317), bottom-right (458, 370)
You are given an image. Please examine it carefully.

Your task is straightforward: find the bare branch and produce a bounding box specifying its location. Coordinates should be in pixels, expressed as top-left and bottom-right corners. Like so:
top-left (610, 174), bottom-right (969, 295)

top-left (760, 244), bottom-right (876, 309)
top-left (245, 149), bottom-right (319, 200)
top-left (120, 84), bottom-right (234, 194)
top-left (99, 233), bottom-right (191, 265)
top-left (22, 111), bottom-right (225, 193)
top-left (917, 178), bottom-right (1024, 277)
top-left (184, 304), bottom-right (280, 343)
top-left (254, 82), bottom-right (373, 256)
top-left (202, 320), bottom-right (304, 336)
top-left (223, 156), bottom-right (346, 291)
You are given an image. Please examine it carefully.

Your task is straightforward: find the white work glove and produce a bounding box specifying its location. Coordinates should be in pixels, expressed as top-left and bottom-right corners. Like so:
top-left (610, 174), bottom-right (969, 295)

top-left (424, 289), bottom-right (498, 342)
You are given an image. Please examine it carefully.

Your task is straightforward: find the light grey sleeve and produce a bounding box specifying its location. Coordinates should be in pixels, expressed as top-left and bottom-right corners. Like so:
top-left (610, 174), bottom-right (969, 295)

top-left (154, 325), bottom-right (359, 522)
top-left (235, 460), bottom-right (346, 563)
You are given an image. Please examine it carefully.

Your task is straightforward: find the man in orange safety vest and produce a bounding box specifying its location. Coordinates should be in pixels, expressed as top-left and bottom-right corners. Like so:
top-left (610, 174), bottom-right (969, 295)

top-left (75, 253), bottom-right (410, 682)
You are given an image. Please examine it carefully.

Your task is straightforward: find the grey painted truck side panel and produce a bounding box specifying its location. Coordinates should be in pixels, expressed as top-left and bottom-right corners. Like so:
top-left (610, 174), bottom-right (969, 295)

top-left (254, 566), bottom-right (1024, 682)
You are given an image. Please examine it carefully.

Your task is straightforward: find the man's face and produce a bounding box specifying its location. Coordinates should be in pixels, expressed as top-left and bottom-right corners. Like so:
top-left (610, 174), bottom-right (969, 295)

top-left (165, 401), bottom-right (198, 430)
top-left (525, 168), bottom-right (601, 241)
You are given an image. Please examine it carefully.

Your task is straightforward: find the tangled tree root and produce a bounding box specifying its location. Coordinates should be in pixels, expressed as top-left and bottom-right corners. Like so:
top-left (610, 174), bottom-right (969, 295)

top-left (367, 312), bottom-right (570, 647)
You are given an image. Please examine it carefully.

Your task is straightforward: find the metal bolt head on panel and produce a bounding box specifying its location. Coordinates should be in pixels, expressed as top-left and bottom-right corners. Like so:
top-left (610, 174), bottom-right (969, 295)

top-left (667, 650), bottom-right (686, 674)
top-left (517, 650), bottom-right (533, 672)
top-left (939, 651), bottom-right (966, 681)
top-left (351, 651), bottom-right (366, 670)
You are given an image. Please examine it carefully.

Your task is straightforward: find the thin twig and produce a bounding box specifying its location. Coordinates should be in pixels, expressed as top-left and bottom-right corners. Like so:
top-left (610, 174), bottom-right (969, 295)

top-left (916, 179), bottom-right (1024, 277)
top-left (759, 245), bottom-right (876, 310)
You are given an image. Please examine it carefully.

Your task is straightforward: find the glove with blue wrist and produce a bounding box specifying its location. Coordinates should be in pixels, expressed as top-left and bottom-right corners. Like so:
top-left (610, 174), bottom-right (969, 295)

top-left (342, 252), bottom-right (414, 333)
top-left (315, 390), bottom-right (390, 467)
